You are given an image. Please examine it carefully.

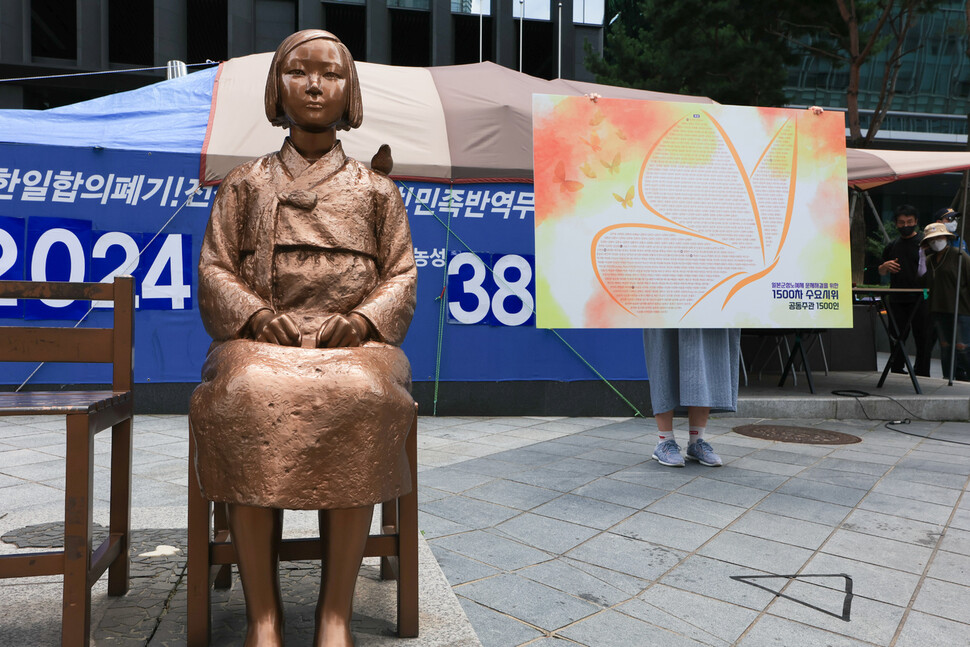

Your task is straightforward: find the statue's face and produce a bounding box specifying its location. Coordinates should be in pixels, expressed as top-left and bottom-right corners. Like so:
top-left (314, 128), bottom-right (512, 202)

top-left (279, 39), bottom-right (348, 132)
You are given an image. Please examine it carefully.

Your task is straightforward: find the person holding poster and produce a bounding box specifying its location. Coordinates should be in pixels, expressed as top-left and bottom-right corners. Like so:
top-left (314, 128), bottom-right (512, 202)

top-left (645, 329), bottom-right (738, 467)
top-left (878, 205), bottom-right (932, 377)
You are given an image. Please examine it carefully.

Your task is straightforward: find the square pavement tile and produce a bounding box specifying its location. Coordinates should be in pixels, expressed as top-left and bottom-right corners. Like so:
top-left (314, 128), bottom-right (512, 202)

top-left (737, 615), bottom-right (872, 647)
top-left (456, 573), bottom-right (600, 631)
top-left (880, 466), bottom-right (969, 491)
top-left (418, 511), bottom-right (472, 539)
top-left (676, 477), bottom-right (769, 508)
top-left (431, 530), bottom-right (551, 571)
top-left (558, 609), bottom-right (705, 647)
top-left (611, 511), bottom-right (719, 552)
top-left (531, 494), bottom-right (638, 530)
top-left (608, 464), bottom-right (699, 491)
top-left (463, 479), bottom-right (562, 511)
top-left (629, 585), bottom-right (760, 644)
top-left (774, 477), bottom-right (868, 507)
top-left (814, 456), bottom-right (891, 477)
top-left (419, 494), bottom-right (520, 529)
top-left (913, 578), bottom-right (970, 623)
top-left (893, 610), bottom-right (970, 647)
top-left (506, 467), bottom-right (600, 493)
top-left (565, 532), bottom-right (686, 582)
top-left (647, 492), bottom-right (747, 528)
top-left (703, 466), bottom-right (790, 492)
top-left (729, 510), bottom-right (833, 550)
top-left (939, 527), bottom-right (970, 555)
top-left (660, 555), bottom-right (778, 611)
top-left (859, 491), bottom-right (956, 526)
top-left (458, 598), bottom-right (544, 647)
top-left (698, 532), bottom-right (814, 574)
top-left (821, 529), bottom-right (933, 574)
top-left (754, 492), bottom-right (851, 526)
top-left (517, 559), bottom-right (634, 608)
top-left (766, 579), bottom-right (905, 645)
top-left (952, 508), bottom-right (970, 532)
top-left (746, 448), bottom-right (822, 467)
top-left (801, 552), bottom-right (920, 608)
top-left (430, 545), bottom-right (501, 586)
top-left (493, 514), bottom-right (599, 555)
top-left (869, 478), bottom-right (962, 507)
top-left (560, 557), bottom-right (650, 597)
top-left (418, 467), bottom-right (498, 493)
top-left (839, 509), bottom-right (943, 547)
top-left (571, 477), bottom-right (666, 509)
top-left (794, 466), bottom-right (882, 490)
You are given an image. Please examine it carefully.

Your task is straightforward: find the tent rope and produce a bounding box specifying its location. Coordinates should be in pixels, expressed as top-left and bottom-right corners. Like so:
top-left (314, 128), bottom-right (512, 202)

top-left (431, 184), bottom-right (454, 415)
top-left (16, 188), bottom-right (201, 392)
top-left (399, 182), bottom-right (645, 418)
top-left (0, 62), bottom-right (218, 84)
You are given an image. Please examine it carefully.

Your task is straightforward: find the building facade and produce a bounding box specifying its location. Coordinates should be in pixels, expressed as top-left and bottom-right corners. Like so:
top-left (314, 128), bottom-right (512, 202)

top-left (785, 2), bottom-right (969, 147)
top-left (0, 0), bottom-right (605, 109)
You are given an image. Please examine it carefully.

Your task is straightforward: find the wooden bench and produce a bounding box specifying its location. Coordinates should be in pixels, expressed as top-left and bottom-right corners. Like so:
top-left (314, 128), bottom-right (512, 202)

top-left (0, 277), bottom-right (134, 647)
top-left (186, 402), bottom-right (419, 645)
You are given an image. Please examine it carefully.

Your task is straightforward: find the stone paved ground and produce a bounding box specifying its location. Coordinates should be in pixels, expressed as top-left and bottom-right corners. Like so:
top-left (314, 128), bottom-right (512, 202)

top-left (415, 415), bottom-right (970, 646)
top-left (2, 411), bottom-right (969, 646)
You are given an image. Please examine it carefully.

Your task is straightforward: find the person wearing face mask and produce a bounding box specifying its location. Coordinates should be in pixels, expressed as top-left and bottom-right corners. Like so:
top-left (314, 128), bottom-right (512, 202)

top-left (934, 207), bottom-right (967, 254)
top-left (918, 222), bottom-right (970, 381)
top-left (878, 204), bottom-right (933, 377)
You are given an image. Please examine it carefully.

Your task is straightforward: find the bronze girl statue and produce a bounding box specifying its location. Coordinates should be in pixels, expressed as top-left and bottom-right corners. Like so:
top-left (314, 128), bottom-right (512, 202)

top-left (190, 30), bottom-right (417, 647)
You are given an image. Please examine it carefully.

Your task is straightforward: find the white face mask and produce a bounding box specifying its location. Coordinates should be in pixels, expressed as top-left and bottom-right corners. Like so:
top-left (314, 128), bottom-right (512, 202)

top-left (946, 221), bottom-right (958, 233)
top-left (929, 239), bottom-right (948, 252)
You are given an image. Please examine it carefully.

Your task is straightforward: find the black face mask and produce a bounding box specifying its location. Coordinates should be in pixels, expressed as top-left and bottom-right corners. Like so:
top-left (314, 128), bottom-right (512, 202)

top-left (898, 225), bottom-right (916, 237)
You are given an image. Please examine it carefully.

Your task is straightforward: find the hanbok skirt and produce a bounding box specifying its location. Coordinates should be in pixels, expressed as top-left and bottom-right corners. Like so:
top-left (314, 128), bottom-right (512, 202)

top-left (189, 339), bottom-right (414, 509)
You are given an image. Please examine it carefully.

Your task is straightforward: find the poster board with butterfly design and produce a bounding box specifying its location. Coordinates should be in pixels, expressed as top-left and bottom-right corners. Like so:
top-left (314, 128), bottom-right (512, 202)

top-left (532, 95), bottom-right (852, 329)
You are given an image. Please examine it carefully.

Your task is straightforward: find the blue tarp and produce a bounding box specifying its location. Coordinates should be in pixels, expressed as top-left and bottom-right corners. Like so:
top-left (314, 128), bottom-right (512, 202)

top-left (0, 67), bottom-right (217, 153)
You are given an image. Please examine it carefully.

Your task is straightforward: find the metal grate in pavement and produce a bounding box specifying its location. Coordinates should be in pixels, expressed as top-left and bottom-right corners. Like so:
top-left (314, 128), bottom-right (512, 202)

top-left (732, 424), bottom-right (862, 445)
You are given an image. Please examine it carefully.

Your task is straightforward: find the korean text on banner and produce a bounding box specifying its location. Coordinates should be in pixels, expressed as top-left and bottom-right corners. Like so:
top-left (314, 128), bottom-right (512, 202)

top-left (532, 95), bottom-right (851, 329)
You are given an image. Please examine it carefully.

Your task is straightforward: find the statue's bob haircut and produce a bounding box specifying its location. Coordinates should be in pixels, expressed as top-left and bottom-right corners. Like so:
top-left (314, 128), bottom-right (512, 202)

top-left (264, 30), bottom-right (363, 130)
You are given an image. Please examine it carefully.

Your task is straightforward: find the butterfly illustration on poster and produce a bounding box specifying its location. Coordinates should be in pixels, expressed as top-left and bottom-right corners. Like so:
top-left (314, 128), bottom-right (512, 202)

top-left (532, 95), bottom-right (853, 329)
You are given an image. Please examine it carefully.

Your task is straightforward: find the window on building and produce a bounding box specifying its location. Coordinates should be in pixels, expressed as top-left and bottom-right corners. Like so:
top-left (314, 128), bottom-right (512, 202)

top-left (31, 0), bottom-right (76, 60)
top-left (109, 0), bottom-right (154, 66)
top-left (390, 9), bottom-right (431, 66)
top-left (255, 0), bottom-right (297, 54)
top-left (188, 0), bottom-right (229, 62)
top-left (322, 3), bottom-right (366, 61)
top-left (453, 13), bottom-right (493, 63)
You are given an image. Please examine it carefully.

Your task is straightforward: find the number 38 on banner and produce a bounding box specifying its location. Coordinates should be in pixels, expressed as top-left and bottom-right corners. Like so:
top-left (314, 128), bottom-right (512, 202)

top-left (447, 251), bottom-right (535, 327)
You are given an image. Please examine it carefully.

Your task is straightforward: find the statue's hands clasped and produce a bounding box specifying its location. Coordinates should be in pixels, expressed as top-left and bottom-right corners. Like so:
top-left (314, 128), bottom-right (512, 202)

top-left (316, 313), bottom-right (371, 348)
top-left (250, 309), bottom-right (303, 346)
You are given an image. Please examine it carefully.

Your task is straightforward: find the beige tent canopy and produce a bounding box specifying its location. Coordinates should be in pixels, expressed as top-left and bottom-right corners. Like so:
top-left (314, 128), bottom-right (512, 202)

top-left (201, 56), bottom-right (712, 184)
top-left (847, 148), bottom-right (970, 190)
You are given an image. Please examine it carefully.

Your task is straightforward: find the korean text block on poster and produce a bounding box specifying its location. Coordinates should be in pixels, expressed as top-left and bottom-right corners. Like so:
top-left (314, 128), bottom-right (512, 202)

top-left (532, 96), bottom-right (852, 329)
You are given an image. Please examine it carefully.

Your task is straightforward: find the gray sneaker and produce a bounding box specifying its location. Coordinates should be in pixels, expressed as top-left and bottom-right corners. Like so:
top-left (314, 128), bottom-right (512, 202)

top-left (652, 439), bottom-right (685, 467)
top-left (686, 440), bottom-right (722, 466)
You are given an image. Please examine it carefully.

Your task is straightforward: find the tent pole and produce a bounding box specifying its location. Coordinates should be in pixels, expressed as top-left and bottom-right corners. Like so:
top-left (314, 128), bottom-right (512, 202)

top-left (948, 171), bottom-right (970, 385)
top-left (861, 190), bottom-right (891, 243)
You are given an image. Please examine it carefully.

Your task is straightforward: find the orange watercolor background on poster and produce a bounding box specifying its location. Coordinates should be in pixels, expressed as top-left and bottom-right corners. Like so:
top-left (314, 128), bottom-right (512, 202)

top-left (533, 95), bottom-right (851, 329)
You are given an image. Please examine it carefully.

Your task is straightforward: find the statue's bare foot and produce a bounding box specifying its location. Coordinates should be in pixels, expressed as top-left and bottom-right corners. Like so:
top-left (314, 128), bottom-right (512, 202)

top-left (244, 617), bottom-right (284, 647)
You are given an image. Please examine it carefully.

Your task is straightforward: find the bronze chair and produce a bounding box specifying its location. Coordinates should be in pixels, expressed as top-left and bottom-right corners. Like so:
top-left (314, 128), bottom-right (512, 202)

top-left (186, 403), bottom-right (419, 645)
top-left (0, 277), bottom-right (135, 647)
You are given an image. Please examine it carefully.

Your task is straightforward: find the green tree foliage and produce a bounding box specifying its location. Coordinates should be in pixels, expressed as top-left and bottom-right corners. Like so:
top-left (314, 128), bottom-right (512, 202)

top-left (585, 0), bottom-right (819, 106)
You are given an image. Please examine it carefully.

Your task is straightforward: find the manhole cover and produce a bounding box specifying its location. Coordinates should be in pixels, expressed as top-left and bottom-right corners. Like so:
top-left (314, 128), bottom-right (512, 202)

top-left (732, 424), bottom-right (861, 445)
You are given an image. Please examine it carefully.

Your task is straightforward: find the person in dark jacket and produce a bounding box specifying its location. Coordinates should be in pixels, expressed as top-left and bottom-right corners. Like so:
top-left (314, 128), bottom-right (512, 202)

top-left (878, 204), bottom-right (933, 376)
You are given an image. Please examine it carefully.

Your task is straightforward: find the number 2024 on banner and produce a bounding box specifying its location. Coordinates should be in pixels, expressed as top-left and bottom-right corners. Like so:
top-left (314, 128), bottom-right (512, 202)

top-left (447, 251), bottom-right (535, 327)
top-left (0, 215), bottom-right (192, 319)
